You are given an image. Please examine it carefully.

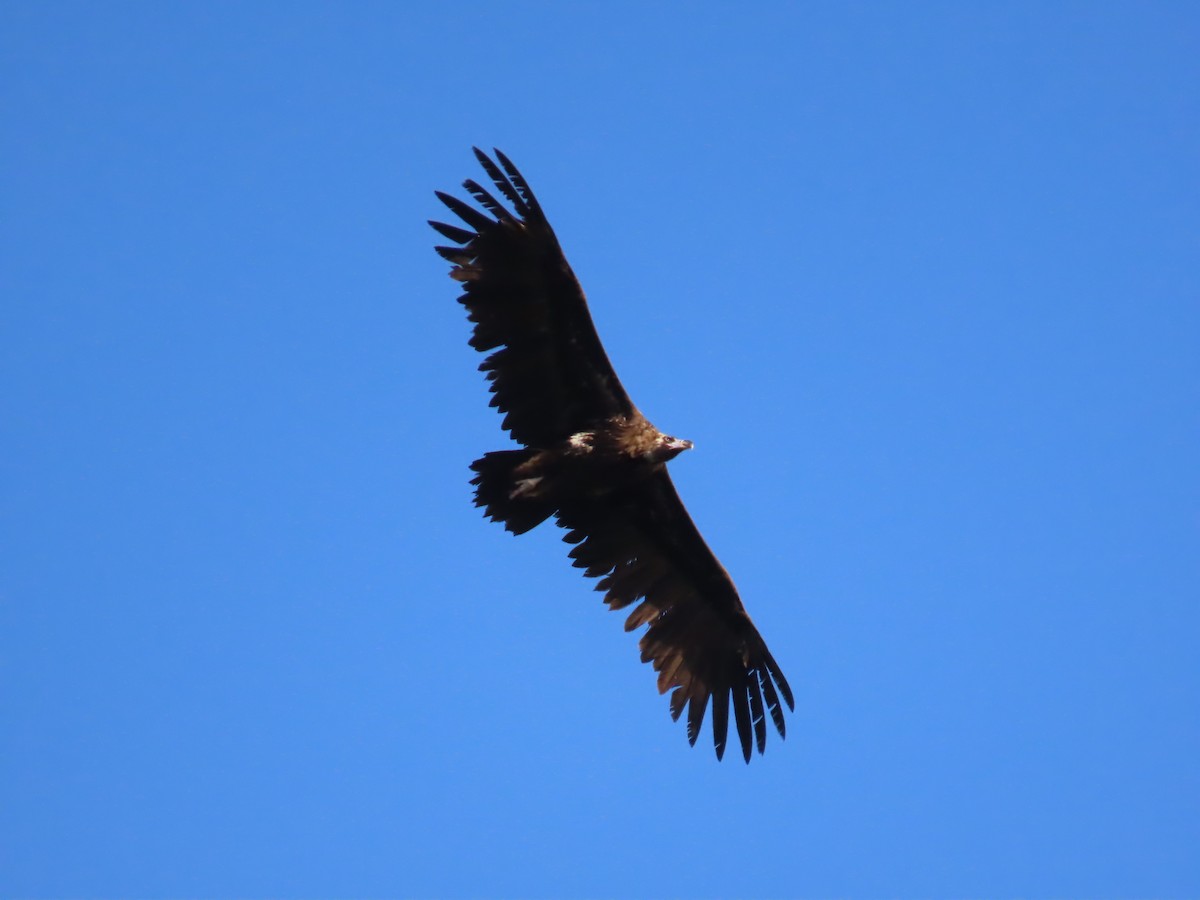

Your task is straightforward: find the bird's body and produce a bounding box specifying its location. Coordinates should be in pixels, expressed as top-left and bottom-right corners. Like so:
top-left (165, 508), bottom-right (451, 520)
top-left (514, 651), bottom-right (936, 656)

top-left (473, 414), bottom-right (692, 530)
top-left (431, 149), bottom-right (793, 761)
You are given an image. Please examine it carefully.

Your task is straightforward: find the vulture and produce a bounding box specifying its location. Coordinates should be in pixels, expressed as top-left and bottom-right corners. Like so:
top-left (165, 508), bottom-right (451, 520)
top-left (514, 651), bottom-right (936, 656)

top-left (431, 148), bottom-right (793, 762)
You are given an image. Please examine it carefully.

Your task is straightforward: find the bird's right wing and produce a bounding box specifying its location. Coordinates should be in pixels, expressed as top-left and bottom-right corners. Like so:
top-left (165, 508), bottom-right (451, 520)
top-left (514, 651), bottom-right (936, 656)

top-left (431, 148), bottom-right (635, 448)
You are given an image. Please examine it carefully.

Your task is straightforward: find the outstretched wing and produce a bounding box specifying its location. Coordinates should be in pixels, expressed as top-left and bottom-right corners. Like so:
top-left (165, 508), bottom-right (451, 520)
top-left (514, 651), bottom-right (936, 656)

top-left (431, 148), bottom-right (635, 448)
top-left (557, 471), bottom-right (794, 762)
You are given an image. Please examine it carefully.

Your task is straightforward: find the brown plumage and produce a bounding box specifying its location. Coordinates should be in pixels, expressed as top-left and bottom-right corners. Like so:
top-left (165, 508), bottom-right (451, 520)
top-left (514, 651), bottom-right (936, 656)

top-left (431, 148), bottom-right (793, 761)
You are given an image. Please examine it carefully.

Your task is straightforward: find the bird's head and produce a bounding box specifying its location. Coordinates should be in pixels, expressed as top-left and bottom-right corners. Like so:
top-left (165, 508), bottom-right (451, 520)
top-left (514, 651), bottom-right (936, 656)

top-left (648, 434), bottom-right (694, 463)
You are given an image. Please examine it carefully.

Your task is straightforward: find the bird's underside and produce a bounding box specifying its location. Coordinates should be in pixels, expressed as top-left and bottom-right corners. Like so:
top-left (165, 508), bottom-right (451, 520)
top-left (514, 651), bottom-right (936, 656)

top-left (431, 148), bottom-right (793, 762)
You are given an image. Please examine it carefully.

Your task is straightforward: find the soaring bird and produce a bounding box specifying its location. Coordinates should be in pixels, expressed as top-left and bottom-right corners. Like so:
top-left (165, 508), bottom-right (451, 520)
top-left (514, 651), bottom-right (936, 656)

top-left (431, 149), bottom-right (793, 761)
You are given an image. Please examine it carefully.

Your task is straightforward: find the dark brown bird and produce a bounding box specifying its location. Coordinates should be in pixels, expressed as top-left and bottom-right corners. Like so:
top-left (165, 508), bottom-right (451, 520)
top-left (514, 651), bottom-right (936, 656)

top-left (431, 148), bottom-right (793, 761)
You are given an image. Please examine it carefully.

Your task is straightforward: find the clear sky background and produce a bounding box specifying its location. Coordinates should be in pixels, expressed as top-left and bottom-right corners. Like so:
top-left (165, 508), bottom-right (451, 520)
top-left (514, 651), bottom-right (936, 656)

top-left (2, 3), bottom-right (1198, 897)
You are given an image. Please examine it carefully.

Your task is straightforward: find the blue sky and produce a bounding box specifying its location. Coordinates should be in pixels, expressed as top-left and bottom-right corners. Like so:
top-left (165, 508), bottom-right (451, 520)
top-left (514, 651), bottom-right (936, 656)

top-left (2, 2), bottom-right (1198, 897)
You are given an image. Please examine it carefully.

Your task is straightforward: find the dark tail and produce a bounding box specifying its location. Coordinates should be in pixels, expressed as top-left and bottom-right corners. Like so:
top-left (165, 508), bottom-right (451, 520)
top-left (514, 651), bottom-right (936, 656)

top-left (469, 449), bottom-right (555, 535)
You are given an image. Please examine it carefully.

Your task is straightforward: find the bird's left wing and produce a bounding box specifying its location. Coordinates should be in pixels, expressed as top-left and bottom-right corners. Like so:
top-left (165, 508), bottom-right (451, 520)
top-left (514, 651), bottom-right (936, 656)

top-left (556, 471), bottom-right (794, 762)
